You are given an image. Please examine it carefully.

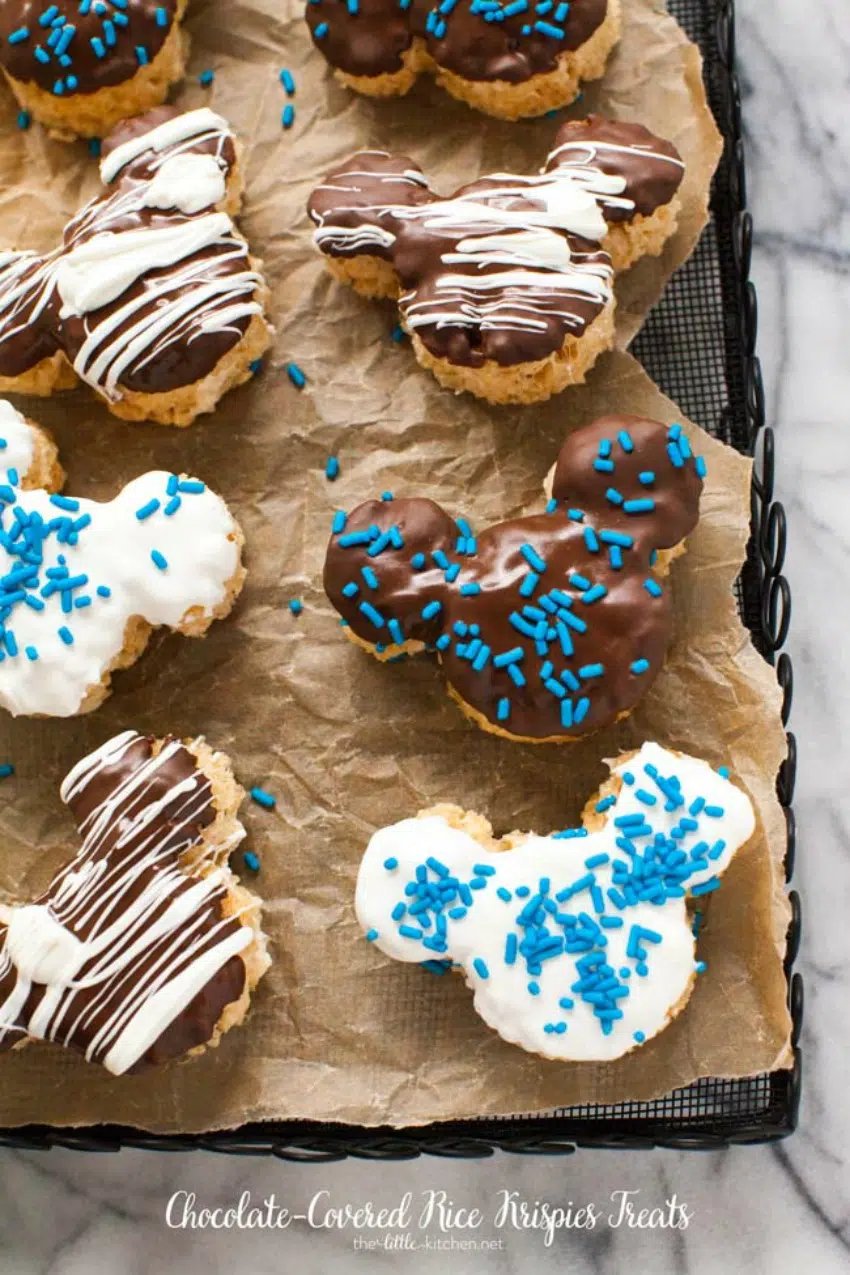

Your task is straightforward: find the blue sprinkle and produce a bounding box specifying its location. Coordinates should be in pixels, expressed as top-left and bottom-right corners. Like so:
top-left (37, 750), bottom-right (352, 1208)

top-left (325, 456), bottom-right (339, 480)
top-left (631, 658), bottom-right (650, 674)
top-left (199, 69), bottom-right (215, 86)
top-left (359, 601), bottom-right (384, 628)
top-left (288, 599), bottom-right (304, 616)
top-left (332, 511), bottom-right (347, 534)
top-left (460, 582), bottom-right (481, 596)
top-left (287, 362), bottom-right (306, 387)
top-left (135, 498), bottom-right (160, 521)
top-left (520, 543), bottom-right (546, 573)
top-left (314, 21), bottom-right (329, 36)
top-left (250, 786), bottom-right (276, 809)
top-left (151, 549), bottom-right (168, 571)
top-left (473, 958), bottom-right (489, 979)
top-left (633, 1030), bottom-right (646, 1043)
top-left (365, 928), bottom-right (379, 942)
top-left (282, 104), bottom-right (296, 130)
top-left (643, 578), bottom-right (663, 598)
top-left (383, 856), bottom-right (399, 870)
top-left (421, 600), bottom-right (441, 621)
top-left (0, 764), bottom-right (13, 778)
top-left (280, 68), bottom-right (296, 94)
top-left (243, 851), bottom-right (261, 872)
top-left (58, 627), bottom-right (73, 645)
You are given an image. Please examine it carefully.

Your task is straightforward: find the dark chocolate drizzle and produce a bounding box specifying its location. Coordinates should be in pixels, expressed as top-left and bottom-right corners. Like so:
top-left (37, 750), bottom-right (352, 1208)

top-left (0, 105), bottom-right (264, 396)
top-left (308, 118), bottom-right (684, 368)
top-left (324, 415), bottom-right (704, 740)
top-left (0, 0), bottom-right (178, 98)
top-left (305, 0), bottom-right (607, 86)
top-left (0, 731), bottom-right (249, 1074)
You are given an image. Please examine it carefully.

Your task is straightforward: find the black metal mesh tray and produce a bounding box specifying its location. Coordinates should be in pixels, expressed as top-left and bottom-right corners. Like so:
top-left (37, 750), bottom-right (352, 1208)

top-left (0, 0), bottom-right (800, 1158)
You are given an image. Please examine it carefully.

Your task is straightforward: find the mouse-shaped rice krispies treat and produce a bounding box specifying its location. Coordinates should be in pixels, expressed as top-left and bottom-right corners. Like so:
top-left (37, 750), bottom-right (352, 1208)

top-left (0, 106), bottom-right (272, 426)
top-left (0, 399), bottom-right (245, 717)
top-left (357, 741), bottom-right (756, 1062)
top-left (0, 729), bottom-right (271, 1075)
top-left (0, 0), bottom-right (189, 140)
top-left (306, 0), bottom-right (620, 120)
top-left (308, 117), bottom-right (684, 404)
top-left (324, 415), bottom-right (704, 742)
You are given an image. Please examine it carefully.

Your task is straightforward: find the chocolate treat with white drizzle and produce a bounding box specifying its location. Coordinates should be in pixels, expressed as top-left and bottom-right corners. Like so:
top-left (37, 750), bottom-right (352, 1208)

top-left (308, 118), bottom-right (684, 400)
top-left (0, 105), bottom-right (271, 425)
top-left (0, 730), bottom-right (269, 1075)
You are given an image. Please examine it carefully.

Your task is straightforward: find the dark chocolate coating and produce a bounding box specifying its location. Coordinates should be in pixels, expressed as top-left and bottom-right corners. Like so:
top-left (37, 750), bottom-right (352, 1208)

top-left (0, 106), bottom-right (257, 394)
top-left (0, 0), bottom-right (178, 97)
top-left (0, 734), bottom-right (248, 1074)
top-left (306, 0), bottom-right (607, 85)
top-left (324, 415), bottom-right (704, 740)
top-left (545, 116), bottom-right (686, 221)
top-left (308, 119), bottom-right (684, 368)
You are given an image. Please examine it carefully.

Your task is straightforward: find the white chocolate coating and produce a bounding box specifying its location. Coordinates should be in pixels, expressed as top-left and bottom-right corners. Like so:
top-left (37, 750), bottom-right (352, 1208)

top-left (0, 403), bottom-right (241, 717)
top-left (356, 743), bottom-right (756, 1062)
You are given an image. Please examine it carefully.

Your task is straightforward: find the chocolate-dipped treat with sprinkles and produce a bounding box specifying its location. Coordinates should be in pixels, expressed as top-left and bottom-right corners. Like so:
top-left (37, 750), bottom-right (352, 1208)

top-left (306, 0), bottom-right (620, 121)
top-left (0, 0), bottom-right (189, 140)
top-left (0, 400), bottom-right (245, 717)
top-left (0, 105), bottom-right (272, 424)
top-left (324, 415), bottom-right (704, 742)
top-left (308, 119), bottom-right (684, 404)
top-left (356, 741), bottom-right (755, 1062)
top-left (0, 729), bottom-right (271, 1074)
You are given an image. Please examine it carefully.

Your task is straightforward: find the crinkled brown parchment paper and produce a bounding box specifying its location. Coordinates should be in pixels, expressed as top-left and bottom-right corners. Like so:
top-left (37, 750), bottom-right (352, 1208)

top-left (0, 0), bottom-right (790, 1131)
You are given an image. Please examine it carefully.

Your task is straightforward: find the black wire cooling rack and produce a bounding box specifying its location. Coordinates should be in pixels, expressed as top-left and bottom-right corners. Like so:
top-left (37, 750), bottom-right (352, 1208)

top-left (0, 0), bottom-right (800, 1158)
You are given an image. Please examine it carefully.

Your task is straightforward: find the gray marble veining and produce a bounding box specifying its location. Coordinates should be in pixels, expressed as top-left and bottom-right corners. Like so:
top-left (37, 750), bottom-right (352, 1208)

top-left (1, 2), bottom-right (847, 1271)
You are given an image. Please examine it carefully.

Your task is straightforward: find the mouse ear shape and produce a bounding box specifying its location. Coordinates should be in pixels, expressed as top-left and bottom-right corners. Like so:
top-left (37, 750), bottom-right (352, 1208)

top-left (308, 150), bottom-right (436, 263)
top-left (60, 731), bottom-right (215, 849)
top-left (549, 414), bottom-right (704, 556)
top-left (545, 115), bottom-right (685, 220)
top-left (324, 496), bottom-right (461, 652)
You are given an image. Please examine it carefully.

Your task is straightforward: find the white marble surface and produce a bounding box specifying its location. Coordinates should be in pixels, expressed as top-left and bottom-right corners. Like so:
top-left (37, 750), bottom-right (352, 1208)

top-left (2, 2), bottom-right (846, 1271)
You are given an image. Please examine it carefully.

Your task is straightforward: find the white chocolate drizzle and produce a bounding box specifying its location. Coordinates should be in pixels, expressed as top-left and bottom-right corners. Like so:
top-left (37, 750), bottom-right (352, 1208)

top-left (0, 731), bottom-right (254, 1075)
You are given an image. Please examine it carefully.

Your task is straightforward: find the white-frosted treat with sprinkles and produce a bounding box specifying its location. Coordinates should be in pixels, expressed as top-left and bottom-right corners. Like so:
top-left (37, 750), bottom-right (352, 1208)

top-left (0, 400), bottom-right (35, 479)
top-left (0, 401), bottom-right (244, 717)
top-left (356, 743), bottom-right (756, 1062)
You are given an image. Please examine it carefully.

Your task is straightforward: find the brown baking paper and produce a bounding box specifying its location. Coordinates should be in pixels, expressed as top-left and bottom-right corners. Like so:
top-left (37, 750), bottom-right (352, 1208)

top-left (0, 1), bottom-right (790, 1131)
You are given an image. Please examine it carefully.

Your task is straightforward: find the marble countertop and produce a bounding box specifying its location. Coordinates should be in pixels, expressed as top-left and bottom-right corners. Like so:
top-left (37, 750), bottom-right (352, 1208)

top-left (2, 2), bottom-right (845, 1271)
